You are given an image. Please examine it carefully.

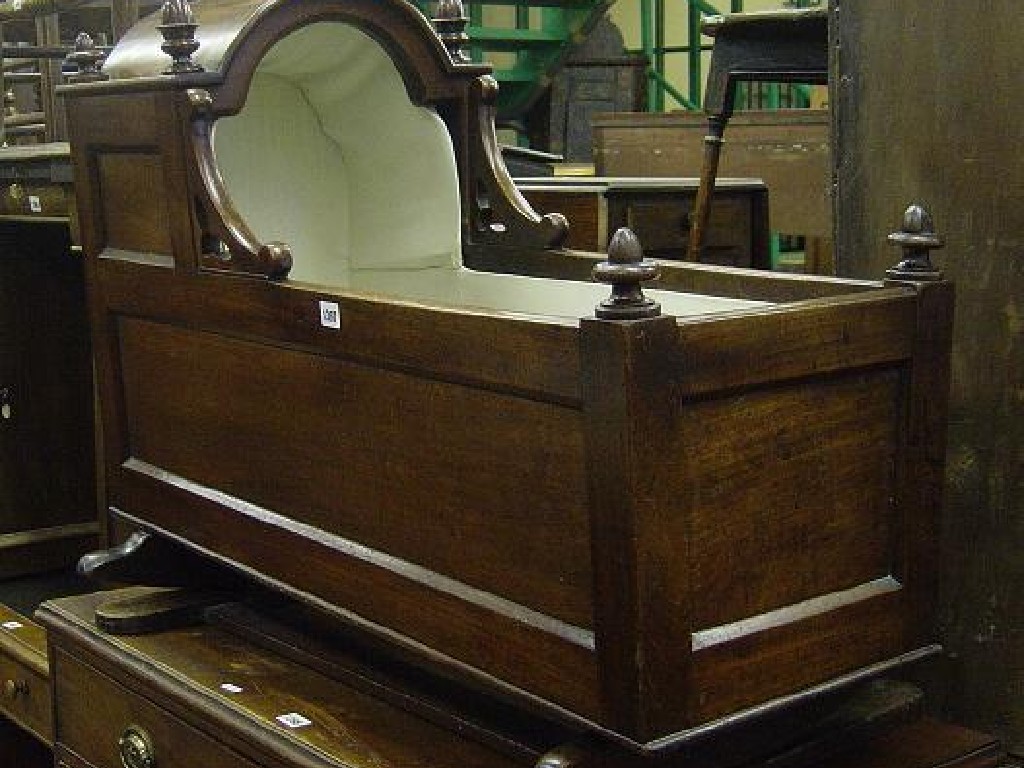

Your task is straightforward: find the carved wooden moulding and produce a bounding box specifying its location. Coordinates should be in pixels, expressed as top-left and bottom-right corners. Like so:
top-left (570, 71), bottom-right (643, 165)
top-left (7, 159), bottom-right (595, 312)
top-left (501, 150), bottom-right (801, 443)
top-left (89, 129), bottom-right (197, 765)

top-left (61, 0), bottom-right (953, 754)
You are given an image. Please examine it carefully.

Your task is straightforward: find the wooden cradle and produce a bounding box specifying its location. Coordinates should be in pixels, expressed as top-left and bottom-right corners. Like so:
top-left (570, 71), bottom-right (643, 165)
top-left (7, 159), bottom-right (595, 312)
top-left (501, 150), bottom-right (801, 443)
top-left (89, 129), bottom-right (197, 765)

top-left (61, 0), bottom-right (953, 753)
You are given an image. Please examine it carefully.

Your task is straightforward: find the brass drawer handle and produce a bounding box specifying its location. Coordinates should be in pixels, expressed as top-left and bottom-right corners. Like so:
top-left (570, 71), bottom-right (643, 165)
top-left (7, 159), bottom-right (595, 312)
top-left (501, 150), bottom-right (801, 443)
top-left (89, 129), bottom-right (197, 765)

top-left (2, 678), bottom-right (28, 700)
top-left (119, 725), bottom-right (156, 768)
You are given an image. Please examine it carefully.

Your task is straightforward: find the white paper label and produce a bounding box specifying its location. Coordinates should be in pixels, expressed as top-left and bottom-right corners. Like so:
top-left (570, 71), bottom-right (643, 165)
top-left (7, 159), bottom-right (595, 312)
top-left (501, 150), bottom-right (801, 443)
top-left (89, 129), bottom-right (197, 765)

top-left (276, 712), bottom-right (312, 729)
top-left (219, 683), bottom-right (244, 694)
top-left (2, 621), bottom-right (23, 630)
top-left (319, 300), bottom-right (341, 329)
top-left (28, 195), bottom-right (41, 213)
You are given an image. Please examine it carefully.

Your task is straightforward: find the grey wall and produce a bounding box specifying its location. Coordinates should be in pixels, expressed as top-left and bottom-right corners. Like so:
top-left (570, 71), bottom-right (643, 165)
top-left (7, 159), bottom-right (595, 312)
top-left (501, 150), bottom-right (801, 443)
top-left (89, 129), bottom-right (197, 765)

top-left (831, 1), bottom-right (1023, 751)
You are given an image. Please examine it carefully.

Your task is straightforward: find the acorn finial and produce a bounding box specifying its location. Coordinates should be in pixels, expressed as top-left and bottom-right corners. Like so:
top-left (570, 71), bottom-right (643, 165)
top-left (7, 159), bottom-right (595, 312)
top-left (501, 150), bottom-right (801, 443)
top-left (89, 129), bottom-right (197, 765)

top-left (158, 0), bottom-right (203, 75)
top-left (593, 228), bottom-right (661, 319)
top-left (886, 203), bottom-right (944, 281)
top-left (65, 32), bottom-right (109, 83)
top-left (433, 0), bottom-right (470, 64)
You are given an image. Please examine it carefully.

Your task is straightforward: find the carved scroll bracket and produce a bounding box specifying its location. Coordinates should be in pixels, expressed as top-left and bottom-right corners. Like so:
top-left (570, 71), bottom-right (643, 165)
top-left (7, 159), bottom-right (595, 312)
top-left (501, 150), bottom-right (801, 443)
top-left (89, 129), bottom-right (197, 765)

top-left (886, 203), bottom-right (944, 282)
top-left (593, 228), bottom-right (661, 320)
top-left (468, 75), bottom-right (569, 249)
top-left (187, 88), bottom-right (293, 279)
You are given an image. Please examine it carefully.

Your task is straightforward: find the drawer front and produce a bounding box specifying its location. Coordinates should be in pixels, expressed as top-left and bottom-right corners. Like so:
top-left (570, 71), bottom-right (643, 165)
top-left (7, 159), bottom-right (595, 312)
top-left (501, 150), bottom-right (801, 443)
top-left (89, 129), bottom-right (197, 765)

top-left (0, 610), bottom-right (52, 744)
top-left (0, 653), bottom-right (50, 742)
top-left (55, 650), bottom-right (262, 768)
top-left (622, 194), bottom-right (753, 265)
top-left (0, 181), bottom-right (69, 218)
top-left (624, 198), bottom-right (691, 251)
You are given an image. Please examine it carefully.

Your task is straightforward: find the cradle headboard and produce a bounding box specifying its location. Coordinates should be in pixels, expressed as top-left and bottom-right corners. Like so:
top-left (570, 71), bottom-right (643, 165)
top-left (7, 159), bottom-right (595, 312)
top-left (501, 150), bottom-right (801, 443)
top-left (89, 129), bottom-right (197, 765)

top-left (91, 0), bottom-right (567, 281)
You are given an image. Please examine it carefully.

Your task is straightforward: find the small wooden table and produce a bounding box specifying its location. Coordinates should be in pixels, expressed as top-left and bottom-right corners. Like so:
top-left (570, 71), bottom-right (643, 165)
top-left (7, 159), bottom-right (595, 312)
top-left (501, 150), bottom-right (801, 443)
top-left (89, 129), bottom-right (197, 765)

top-left (689, 9), bottom-right (829, 262)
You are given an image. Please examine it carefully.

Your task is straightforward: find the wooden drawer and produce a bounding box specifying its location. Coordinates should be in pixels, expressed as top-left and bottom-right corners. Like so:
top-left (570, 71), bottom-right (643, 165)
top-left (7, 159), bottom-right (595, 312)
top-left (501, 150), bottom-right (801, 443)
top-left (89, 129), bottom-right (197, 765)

top-left (613, 191), bottom-right (763, 267)
top-left (0, 605), bottom-right (52, 744)
top-left (0, 181), bottom-right (70, 219)
top-left (54, 649), bottom-right (262, 768)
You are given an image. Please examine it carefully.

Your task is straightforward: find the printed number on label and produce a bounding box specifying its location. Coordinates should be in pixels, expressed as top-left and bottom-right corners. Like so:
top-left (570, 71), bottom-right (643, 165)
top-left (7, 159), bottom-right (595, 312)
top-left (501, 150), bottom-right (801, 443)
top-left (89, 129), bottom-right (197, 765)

top-left (319, 300), bottom-right (341, 329)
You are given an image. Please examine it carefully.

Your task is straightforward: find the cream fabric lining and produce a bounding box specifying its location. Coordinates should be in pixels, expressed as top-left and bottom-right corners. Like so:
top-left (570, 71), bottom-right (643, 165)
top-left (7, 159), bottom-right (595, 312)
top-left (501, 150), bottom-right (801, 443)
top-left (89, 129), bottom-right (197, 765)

top-left (213, 23), bottom-right (769, 319)
top-left (214, 23), bottom-right (461, 281)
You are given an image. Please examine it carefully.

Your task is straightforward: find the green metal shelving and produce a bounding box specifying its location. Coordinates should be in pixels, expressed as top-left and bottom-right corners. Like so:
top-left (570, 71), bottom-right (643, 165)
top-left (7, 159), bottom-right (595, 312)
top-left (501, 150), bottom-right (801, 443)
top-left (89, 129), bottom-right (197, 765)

top-left (635, 0), bottom-right (820, 113)
top-left (415, 0), bottom-right (614, 121)
top-left (412, 0), bottom-right (821, 123)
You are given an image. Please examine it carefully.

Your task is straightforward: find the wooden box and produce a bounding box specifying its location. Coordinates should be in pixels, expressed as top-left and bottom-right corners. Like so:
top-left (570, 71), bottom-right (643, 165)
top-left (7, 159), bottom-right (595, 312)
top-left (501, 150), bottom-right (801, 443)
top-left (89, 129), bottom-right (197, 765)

top-left (593, 110), bottom-right (831, 238)
top-left (61, 0), bottom-right (952, 752)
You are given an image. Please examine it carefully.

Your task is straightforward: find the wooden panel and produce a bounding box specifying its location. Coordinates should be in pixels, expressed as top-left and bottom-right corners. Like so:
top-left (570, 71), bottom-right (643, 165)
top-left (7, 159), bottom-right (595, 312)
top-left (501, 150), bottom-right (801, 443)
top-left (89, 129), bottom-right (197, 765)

top-left (689, 588), bottom-right (906, 723)
top-left (0, 221), bottom-right (96, 577)
top-left (96, 152), bottom-right (172, 254)
top-left (97, 258), bottom-right (583, 404)
top-left (116, 317), bottom-right (593, 629)
top-left (674, 289), bottom-right (916, 396)
top-left (66, 93), bottom-right (161, 147)
top-left (682, 370), bottom-right (902, 629)
top-left (112, 472), bottom-right (602, 720)
top-left (832, 1), bottom-right (1024, 750)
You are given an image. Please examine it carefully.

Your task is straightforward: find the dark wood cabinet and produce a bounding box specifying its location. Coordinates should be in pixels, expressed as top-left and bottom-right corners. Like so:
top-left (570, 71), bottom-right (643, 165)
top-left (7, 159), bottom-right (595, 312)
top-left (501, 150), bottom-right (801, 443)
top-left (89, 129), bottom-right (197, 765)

top-left (518, 177), bottom-right (770, 267)
top-left (0, 148), bottom-right (97, 580)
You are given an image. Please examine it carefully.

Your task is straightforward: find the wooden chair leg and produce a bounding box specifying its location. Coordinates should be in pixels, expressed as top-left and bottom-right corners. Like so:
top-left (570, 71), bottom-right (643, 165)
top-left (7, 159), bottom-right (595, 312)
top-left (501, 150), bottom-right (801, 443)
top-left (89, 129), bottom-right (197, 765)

top-left (687, 114), bottom-right (727, 262)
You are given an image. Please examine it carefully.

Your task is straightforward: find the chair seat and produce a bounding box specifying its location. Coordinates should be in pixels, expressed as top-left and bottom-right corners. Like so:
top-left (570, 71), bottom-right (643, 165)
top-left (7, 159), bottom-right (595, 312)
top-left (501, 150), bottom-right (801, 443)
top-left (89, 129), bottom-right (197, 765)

top-left (702, 8), bottom-right (829, 118)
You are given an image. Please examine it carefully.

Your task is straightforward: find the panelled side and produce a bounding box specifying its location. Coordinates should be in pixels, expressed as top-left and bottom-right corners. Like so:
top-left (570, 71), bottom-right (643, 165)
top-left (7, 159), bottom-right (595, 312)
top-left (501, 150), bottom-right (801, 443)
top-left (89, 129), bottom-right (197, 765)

top-left (664, 292), bottom-right (940, 725)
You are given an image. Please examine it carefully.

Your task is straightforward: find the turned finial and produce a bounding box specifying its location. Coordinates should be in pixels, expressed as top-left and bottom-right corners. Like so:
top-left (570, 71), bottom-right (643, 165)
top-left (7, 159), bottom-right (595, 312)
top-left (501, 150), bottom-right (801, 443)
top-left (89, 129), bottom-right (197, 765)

top-left (433, 0), bottom-right (470, 64)
top-left (65, 32), bottom-right (109, 83)
top-left (593, 228), bottom-right (661, 320)
top-left (886, 203), bottom-right (944, 281)
top-left (158, 0), bottom-right (203, 75)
